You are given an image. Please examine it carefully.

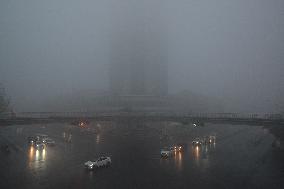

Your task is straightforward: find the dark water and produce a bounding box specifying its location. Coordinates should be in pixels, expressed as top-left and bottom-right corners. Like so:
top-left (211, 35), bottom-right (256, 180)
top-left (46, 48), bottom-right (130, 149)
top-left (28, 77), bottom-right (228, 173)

top-left (0, 122), bottom-right (283, 189)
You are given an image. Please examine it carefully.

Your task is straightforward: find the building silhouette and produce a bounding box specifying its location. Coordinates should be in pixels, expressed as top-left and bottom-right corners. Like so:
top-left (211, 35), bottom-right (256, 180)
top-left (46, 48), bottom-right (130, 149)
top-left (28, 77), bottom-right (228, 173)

top-left (110, 1), bottom-right (167, 96)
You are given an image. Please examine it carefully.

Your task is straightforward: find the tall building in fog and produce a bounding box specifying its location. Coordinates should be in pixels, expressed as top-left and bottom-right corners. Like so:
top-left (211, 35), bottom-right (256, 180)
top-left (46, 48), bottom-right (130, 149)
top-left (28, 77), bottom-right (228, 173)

top-left (110, 1), bottom-right (167, 96)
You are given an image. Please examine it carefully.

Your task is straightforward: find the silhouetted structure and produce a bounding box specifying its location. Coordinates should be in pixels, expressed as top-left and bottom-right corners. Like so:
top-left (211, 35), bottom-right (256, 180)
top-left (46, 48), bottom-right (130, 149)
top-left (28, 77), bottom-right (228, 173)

top-left (110, 1), bottom-right (167, 96)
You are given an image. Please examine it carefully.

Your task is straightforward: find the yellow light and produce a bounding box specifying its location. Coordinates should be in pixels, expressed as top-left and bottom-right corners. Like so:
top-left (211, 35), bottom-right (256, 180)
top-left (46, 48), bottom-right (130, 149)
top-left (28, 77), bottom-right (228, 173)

top-left (178, 152), bottom-right (182, 161)
top-left (194, 146), bottom-right (200, 159)
top-left (30, 146), bottom-right (34, 153)
top-left (29, 146), bottom-right (34, 160)
top-left (42, 149), bottom-right (46, 160)
top-left (36, 150), bottom-right (39, 160)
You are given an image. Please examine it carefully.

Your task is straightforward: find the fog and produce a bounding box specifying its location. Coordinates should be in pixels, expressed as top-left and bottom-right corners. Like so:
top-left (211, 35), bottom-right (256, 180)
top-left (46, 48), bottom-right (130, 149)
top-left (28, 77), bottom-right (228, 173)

top-left (0, 0), bottom-right (283, 113)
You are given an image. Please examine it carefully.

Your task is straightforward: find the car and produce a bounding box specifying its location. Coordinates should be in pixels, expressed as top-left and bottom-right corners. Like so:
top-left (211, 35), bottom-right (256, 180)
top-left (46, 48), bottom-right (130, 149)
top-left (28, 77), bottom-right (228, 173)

top-left (192, 138), bottom-right (203, 146)
top-left (28, 134), bottom-right (49, 144)
top-left (204, 135), bottom-right (216, 144)
top-left (71, 120), bottom-right (90, 127)
top-left (43, 138), bottom-right (55, 146)
top-left (84, 156), bottom-right (111, 170)
top-left (161, 149), bottom-right (171, 158)
top-left (170, 145), bottom-right (183, 152)
top-left (27, 136), bottom-right (38, 144)
top-left (177, 143), bottom-right (187, 149)
top-left (35, 141), bottom-right (45, 150)
top-left (161, 144), bottom-right (184, 158)
top-left (175, 143), bottom-right (185, 151)
top-left (36, 134), bottom-right (49, 142)
top-left (192, 122), bottom-right (205, 127)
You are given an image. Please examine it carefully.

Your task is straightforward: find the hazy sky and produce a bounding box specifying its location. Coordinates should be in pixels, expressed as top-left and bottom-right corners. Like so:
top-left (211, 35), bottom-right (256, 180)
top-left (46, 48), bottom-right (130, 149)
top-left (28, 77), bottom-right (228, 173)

top-left (0, 0), bottom-right (283, 112)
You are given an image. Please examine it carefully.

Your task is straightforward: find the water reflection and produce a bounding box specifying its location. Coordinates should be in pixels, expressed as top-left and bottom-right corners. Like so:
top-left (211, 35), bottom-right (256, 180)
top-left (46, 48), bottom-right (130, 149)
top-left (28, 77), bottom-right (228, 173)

top-left (35, 149), bottom-right (39, 161)
top-left (63, 132), bottom-right (72, 143)
top-left (42, 148), bottom-right (46, 160)
top-left (16, 127), bottom-right (23, 135)
top-left (174, 151), bottom-right (183, 171)
top-left (29, 146), bottom-right (34, 161)
top-left (88, 170), bottom-right (94, 178)
top-left (96, 134), bottom-right (100, 144)
top-left (192, 143), bottom-right (216, 160)
top-left (29, 146), bottom-right (46, 161)
top-left (159, 157), bottom-right (170, 166)
top-left (194, 146), bottom-right (200, 159)
top-left (96, 123), bottom-right (102, 133)
top-left (28, 145), bottom-right (47, 170)
top-left (160, 150), bottom-right (183, 171)
top-left (191, 141), bottom-right (217, 169)
top-left (205, 145), bottom-right (208, 153)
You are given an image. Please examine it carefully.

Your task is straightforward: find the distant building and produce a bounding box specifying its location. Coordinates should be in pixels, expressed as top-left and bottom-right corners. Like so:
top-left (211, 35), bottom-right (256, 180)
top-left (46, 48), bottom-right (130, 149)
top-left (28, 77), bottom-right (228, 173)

top-left (109, 1), bottom-right (168, 96)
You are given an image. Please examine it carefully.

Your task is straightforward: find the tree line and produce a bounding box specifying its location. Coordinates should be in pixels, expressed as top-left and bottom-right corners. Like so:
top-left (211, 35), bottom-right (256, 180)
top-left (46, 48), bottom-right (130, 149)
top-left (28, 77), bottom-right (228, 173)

top-left (0, 83), bottom-right (10, 113)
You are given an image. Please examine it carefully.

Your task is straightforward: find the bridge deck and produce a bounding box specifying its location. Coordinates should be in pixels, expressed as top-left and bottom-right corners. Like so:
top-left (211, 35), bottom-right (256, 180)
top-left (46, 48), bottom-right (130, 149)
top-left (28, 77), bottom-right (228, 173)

top-left (1, 112), bottom-right (283, 126)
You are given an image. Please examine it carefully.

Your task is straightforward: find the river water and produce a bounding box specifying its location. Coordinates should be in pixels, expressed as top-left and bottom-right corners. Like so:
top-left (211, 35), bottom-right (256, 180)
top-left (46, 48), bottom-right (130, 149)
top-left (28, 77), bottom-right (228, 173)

top-left (0, 122), bottom-right (283, 189)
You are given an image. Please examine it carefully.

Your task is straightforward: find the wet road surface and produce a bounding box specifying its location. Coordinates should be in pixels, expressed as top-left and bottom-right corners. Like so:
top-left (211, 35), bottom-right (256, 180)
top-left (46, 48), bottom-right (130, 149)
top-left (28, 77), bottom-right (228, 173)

top-left (0, 122), bottom-right (284, 189)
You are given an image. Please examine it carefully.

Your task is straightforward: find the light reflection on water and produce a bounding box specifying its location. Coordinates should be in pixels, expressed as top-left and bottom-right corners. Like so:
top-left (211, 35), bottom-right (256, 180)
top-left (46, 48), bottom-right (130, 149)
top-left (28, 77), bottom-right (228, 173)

top-left (174, 151), bottom-right (183, 171)
top-left (194, 146), bottom-right (200, 159)
top-left (96, 134), bottom-right (100, 144)
top-left (42, 148), bottom-right (46, 160)
top-left (190, 142), bottom-right (217, 169)
top-left (160, 142), bottom-right (217, 172)
top-left (28, 145), bottom-right (47, 170)
top-left (194, 146), bottom-right (201, 167)
top-left (35, 149), bottom-right (39, 161)
top-left (29, 146), bottom-right (34, 160)
top-left (63, 132), bottom-right (72, 143)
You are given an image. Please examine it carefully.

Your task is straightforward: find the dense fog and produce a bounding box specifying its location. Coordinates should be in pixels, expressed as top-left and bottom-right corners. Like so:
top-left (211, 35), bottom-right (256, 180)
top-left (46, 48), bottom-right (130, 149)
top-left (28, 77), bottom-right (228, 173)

top-left (0, 0), bottom-right (283, 113)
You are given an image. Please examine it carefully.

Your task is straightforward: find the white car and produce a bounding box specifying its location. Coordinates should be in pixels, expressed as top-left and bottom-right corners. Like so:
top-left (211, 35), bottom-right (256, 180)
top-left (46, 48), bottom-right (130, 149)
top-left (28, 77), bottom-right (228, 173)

top-left (161, 147), bottom-right (175, 158)
top-left (161, 149), bottom-right (171, 158)
top-left (85, 156), bottom-right (111, 170)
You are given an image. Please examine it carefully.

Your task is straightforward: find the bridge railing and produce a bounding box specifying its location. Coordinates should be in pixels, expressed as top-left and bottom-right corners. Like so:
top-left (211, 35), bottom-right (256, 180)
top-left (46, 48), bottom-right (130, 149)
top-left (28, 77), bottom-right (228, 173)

top-left (2, 111), bottom-right (283, 121)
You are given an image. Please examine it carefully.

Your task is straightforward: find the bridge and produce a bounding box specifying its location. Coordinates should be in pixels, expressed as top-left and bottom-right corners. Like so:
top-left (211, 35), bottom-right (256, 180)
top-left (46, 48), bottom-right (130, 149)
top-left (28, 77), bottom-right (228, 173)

top-left (0, 112), bottom-right (283, 126)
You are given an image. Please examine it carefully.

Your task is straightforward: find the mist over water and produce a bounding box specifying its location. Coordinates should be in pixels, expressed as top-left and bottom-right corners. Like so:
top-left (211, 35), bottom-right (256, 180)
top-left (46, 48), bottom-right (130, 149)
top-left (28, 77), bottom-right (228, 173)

top-left (0, 0), bottom-right (283, 113)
